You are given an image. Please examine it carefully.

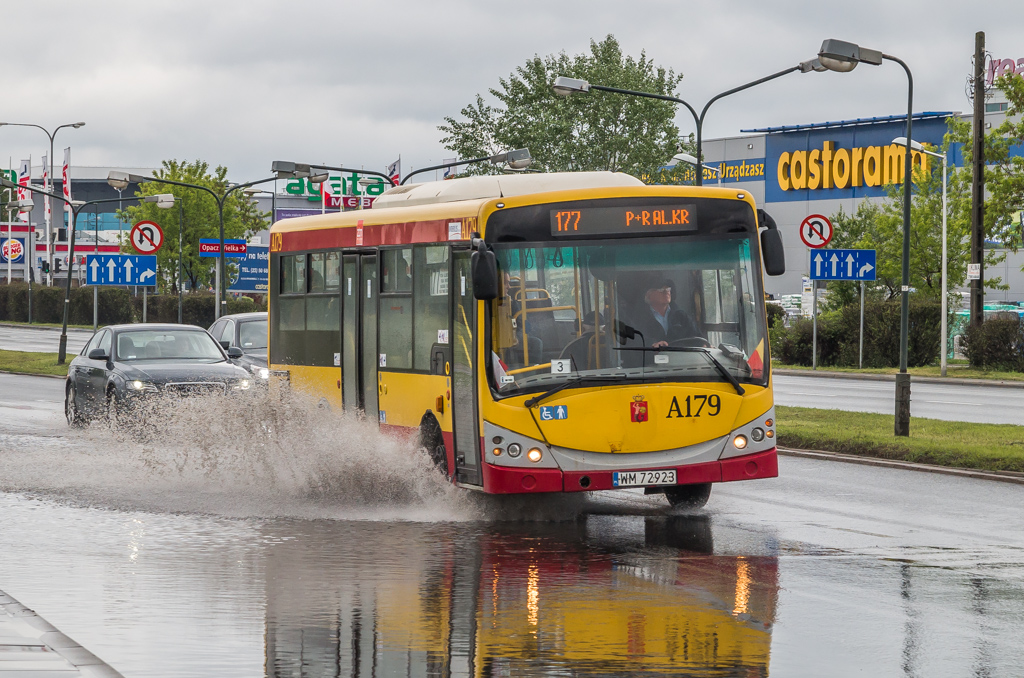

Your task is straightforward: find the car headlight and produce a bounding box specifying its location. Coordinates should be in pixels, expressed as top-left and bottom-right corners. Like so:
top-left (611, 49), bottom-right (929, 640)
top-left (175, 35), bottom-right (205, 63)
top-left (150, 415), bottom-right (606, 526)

top-left (132, 380), bottom-right (144, 390)
top-left (233, 379), bottom-right (251, 391)
top-left (130, 380), bottom-right (157, 392)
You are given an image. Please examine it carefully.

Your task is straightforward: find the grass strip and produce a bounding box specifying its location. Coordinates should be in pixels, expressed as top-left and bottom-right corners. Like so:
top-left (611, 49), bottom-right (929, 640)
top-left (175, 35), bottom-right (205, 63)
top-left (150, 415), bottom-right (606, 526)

top-left (777, 405), bottom-right (1024, 474)
top-left (0, 350), bottom-right (68, 377)
top-left (774, 362), bottom-right (1024, 382)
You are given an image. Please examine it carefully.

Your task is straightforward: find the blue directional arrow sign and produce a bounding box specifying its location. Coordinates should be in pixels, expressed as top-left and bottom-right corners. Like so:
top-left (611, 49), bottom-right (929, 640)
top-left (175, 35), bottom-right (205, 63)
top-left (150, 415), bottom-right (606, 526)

top-left (85, 254), bottom-right (158, 287)
top-left (810, 248), bottom-right (876, 281)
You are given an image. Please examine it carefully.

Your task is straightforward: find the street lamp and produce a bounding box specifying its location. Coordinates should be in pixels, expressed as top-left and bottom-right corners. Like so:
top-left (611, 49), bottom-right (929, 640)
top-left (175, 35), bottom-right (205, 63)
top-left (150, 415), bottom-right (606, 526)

top-left (400, 149), bottom-right (532, 185)
top-left (0, 121), bottom-right (86, 286)
top-left (1, 176), bottom-right (174, 362)
top-left (894, 136), bottom-right (949, 377)
top-left (817, 38), bottom-right (915, 437)
top-left (271, 162), bottom-right (379, 186)
top-left (109, 171), bottom-right (276, 320)
top-left (672, 152), bottom-right (722, 184)
top-left (553, 61), bottom-right (823, 186)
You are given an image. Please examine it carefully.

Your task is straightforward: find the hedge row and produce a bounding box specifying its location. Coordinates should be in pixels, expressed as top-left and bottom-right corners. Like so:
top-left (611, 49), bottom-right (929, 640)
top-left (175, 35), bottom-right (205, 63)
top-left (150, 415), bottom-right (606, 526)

top-left (771, 300), bottom-right (941, 368)
top-left (961, 316), bottom-right (1024, 371)
top-left (0, 283), bottom-right (265, 327)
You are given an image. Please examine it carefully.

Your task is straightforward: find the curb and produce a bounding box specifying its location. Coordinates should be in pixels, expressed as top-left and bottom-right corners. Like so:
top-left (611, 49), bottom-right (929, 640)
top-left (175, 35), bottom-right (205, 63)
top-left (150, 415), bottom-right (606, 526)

top-left (0, 588), bottom-right (124, 677)
top-left (0, 322), bottom-right (94, 334)
top-left (775, 368), bottom-right (1024, 390)
top-left (779, 447), bottom-right (1024, 486)
top-left (0, 370), bottom-right (66, 380)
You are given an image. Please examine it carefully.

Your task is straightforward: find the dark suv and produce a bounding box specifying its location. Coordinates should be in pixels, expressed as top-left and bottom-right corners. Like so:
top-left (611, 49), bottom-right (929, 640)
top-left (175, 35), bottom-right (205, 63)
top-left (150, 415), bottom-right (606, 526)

top-left (209, 312), bottom-right (268, 380)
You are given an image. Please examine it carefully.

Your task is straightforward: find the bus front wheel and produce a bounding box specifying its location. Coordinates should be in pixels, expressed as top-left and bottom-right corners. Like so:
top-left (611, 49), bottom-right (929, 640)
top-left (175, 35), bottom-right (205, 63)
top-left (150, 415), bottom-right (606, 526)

top-left (419, 414), bottom-right (449, 477)
top-left (664, 483), bottom-right (712, 509)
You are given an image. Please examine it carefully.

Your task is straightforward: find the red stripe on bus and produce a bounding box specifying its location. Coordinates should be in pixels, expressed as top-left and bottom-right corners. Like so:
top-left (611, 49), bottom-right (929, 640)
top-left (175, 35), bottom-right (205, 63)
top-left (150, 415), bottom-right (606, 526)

top-left (277, 220), bottom-right (451, 252)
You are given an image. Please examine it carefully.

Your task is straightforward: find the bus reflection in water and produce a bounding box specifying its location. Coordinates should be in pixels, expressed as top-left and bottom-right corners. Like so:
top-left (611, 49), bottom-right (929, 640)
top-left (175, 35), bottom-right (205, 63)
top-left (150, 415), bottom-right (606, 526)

top-left (263, 520), bottom-right (779, 677)
top-left (268, 171), bottom-right (787, 508)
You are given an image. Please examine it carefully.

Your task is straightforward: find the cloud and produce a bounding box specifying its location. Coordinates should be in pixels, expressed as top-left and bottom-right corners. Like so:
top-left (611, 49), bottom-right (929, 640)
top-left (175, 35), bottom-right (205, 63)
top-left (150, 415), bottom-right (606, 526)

top-left (2, 0), bottom-right (1020, 180)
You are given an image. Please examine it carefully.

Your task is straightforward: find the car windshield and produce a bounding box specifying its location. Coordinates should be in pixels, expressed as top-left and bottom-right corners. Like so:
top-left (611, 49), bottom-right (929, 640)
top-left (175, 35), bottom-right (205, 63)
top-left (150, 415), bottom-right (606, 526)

top-left (489, 236), bottom-right (767, 396)
top-left (115, 330), bottom-right (225, 362)
top-left (238, 319), bottom-right (268, 350)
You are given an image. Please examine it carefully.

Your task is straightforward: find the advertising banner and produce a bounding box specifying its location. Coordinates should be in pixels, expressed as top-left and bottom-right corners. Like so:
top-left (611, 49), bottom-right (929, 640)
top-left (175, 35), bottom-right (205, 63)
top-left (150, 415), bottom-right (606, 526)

top-left (228, 245), bottom-right (269, 293)
top-left (1, 237), bottom-right (25, 264)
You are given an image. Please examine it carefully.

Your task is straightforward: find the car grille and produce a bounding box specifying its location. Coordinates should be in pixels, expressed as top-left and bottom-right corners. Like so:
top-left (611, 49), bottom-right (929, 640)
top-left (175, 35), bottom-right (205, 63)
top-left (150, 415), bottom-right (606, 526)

top-left (164, 382), bottom-right (227, 397)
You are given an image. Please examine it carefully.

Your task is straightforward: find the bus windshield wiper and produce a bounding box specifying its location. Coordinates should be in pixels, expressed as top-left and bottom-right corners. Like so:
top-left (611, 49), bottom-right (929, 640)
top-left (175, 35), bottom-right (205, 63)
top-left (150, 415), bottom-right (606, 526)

top-left (523, 375), bottom-right (623, 408)
top-left (613, 346), bottom-right (745, 395)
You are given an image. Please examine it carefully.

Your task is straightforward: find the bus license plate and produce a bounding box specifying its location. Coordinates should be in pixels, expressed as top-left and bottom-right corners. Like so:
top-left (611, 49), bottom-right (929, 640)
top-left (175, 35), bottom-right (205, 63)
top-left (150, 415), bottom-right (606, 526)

top-left (612, 470), bottom-right (677, 487)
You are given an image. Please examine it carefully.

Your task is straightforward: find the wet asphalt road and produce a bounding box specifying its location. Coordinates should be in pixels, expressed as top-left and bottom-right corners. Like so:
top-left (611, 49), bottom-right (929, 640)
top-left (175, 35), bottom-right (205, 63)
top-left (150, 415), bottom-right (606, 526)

top-left (0, 373), bottom-right (1023, 677)
top-left (0, 324), bottom-right (92, 354)
top-left (774, 373), bottom-right (1024, 425)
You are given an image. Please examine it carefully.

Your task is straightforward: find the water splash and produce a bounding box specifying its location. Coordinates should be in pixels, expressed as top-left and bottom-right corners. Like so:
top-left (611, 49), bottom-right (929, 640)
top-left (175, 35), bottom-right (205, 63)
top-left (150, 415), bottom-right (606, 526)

top-left (0, 389), bottom-right (595, 522)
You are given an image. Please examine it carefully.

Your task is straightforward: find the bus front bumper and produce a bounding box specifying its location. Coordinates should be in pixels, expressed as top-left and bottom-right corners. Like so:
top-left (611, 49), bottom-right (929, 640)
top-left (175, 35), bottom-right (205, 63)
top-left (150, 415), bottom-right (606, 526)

top-left (481, 447), bottom-right (778, 494)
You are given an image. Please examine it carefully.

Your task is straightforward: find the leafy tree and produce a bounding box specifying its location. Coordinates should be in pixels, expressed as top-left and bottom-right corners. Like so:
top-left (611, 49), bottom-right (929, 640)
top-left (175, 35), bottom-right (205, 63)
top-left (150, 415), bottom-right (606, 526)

top-left (824, 130), bottom-right (980, 310)
top-left (973, 73), bottom-right (1024, 252)
top-left (438, 35), bottom-right (684, 179)
top-left (121, 160), bottom-right (269, 293)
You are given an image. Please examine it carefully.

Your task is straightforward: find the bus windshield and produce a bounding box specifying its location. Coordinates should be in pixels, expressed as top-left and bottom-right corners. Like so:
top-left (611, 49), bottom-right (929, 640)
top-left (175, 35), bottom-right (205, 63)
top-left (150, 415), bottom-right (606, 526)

top-left (489, 236), bottom-right (767, 395)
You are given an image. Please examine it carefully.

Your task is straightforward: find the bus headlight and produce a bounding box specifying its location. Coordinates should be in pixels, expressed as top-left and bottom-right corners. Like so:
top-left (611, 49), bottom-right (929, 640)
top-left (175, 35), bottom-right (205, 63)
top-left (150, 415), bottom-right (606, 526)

top-left (751, 428), bottom-right (765, 442)
top-left (506, 443), bottom-right (522, 458)
top-left (527, 448), bottom-right (543, 463)
top-left (733, 435), bottom-right (748, 449)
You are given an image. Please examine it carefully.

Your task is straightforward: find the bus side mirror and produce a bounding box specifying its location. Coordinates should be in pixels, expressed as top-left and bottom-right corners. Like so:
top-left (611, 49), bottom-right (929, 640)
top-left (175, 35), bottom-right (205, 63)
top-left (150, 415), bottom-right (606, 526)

top-left (471, 248), bottom-right (499, 300)
top-left (758, 209), bottom-right (786, 276)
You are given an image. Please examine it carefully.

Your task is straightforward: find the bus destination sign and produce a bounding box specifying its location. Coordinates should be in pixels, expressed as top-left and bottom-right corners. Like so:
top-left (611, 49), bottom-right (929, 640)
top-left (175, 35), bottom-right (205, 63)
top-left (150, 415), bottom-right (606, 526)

top-left (550, 205), bottom-right (698, 236)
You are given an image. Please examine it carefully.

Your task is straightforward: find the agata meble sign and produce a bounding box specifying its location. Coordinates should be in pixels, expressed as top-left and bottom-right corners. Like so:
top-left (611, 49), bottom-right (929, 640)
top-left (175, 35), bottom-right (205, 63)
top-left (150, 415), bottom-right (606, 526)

top-left (777, 141), bottom-right (930, 192)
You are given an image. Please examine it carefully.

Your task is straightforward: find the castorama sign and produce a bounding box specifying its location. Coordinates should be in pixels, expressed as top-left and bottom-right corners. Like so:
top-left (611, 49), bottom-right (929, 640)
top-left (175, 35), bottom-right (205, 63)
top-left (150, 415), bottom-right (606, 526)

top-left (762, 113), bottom-right (950, 203)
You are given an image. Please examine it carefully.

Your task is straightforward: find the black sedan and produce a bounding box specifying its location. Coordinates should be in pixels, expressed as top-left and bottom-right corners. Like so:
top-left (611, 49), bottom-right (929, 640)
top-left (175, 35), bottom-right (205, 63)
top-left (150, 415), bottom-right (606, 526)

top-left (65, 323), bottom-right (253, 426)
top-left (209, 311), bottom-right (268, 379)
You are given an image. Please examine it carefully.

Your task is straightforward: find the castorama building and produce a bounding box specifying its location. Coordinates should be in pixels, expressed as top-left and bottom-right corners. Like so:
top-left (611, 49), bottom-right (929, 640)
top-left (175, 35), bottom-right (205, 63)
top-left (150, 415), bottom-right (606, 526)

top-left (685, 69), bottom-right (1022, 303)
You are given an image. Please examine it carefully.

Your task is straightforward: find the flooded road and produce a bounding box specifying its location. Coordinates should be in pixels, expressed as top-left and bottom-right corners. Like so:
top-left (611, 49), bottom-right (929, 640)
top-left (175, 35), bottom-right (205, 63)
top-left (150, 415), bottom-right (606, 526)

top-left (1, 374), bottom-right (1023, 676)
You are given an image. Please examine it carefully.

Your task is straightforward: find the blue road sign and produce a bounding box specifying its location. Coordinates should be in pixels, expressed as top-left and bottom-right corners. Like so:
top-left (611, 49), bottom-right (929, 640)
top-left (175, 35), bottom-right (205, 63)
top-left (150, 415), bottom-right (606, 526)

top-left (85, 254), bottom-right (158, 287)
top-left (199, 238), bottom-right (246, 258)
top-left (228, 246), bottom-right (269, 293)
top-left (810, 248), bottom-right (876, 281)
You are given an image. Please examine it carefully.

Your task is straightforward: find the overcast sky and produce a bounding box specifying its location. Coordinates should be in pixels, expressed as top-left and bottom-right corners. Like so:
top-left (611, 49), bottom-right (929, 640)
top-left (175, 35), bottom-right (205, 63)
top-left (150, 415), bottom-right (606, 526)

top-left (3, 1), bottom-right (1022, 182)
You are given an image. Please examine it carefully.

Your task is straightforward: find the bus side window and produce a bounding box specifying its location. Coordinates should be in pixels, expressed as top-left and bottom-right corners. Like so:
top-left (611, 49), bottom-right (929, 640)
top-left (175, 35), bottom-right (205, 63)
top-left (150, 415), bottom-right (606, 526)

top-left (414, 245), bottom-right (450, 372)
top-left (379, 248), bottom-right (413, 369)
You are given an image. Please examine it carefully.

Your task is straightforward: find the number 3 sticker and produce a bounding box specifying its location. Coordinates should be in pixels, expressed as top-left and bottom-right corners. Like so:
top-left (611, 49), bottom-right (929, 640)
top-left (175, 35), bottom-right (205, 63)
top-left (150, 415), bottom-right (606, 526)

top-left (550, 359), bottom-right (571, 374)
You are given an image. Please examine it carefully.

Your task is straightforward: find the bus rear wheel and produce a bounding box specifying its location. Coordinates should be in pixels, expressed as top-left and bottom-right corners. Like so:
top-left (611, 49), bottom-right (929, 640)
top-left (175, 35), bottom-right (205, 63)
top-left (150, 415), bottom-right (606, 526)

top-left (664, 483), bottom-right (712, 509)
top-left (419, 415), bottom-right (449, 477)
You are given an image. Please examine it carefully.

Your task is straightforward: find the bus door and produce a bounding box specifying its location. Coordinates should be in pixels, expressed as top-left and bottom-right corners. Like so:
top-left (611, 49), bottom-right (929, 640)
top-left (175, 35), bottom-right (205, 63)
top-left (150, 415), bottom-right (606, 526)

top-left (341, 254), bottom-right (359, 411)
top-left (451, 250), bottom-right (481, 485)
top-left (360, 253), bottom-right (378, 417)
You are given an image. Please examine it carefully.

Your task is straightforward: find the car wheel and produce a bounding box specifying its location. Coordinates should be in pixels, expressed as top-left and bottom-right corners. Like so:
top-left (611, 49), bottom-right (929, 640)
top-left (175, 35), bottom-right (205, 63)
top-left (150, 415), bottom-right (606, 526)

top-left (106, 388), bottom-right (126, 430)
top-left (65, 384), bottom-right (85, 428)
top-left (419, 415), bottom-right (449, 477)
top-left (664, 483), bottom-right (712, 509)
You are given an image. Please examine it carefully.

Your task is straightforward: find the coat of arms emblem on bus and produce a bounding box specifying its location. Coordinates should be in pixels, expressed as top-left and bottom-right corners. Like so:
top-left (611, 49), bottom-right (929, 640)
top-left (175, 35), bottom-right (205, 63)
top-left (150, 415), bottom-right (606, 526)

top-left (630, 396), bottom-right (649, 423)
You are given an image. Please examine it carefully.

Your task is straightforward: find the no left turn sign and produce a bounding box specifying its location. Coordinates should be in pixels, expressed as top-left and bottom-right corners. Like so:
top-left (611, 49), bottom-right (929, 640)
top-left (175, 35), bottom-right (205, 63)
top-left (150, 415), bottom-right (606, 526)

top-left (799, 214), bottom-right (833, 249)
top-left (131, 221), bottom-right (164, 255)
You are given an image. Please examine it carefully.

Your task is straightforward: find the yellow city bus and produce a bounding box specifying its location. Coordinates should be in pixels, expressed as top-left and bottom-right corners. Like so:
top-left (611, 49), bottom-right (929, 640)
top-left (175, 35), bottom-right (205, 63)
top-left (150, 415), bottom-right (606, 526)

top-left (268, 171), bottom-right (786, 506)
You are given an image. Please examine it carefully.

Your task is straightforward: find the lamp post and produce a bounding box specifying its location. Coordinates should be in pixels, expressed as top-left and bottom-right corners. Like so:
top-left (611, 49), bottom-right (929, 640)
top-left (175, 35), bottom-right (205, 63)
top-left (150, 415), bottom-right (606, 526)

top-left (0, 122), bottom-right (85, 286)
top-left (108, 171), bottom-right (276, 320)
top-left (816, 39), bottom-right (914, 436)
top-left (1, 176), bottom-right (173, 362)
top-left (553, 61), bottom-right (823, 186)
top-left (399, 149), bottom-right (532, 185)
top-left (894, 136), bottom-right (948, 377)
top-left (672, 152), bottom-right (722, 184)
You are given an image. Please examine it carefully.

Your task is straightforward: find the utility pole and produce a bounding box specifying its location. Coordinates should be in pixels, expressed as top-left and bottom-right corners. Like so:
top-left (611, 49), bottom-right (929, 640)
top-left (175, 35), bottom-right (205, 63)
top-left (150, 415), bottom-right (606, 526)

top-left (970, 31), bottom-right (986, 327)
